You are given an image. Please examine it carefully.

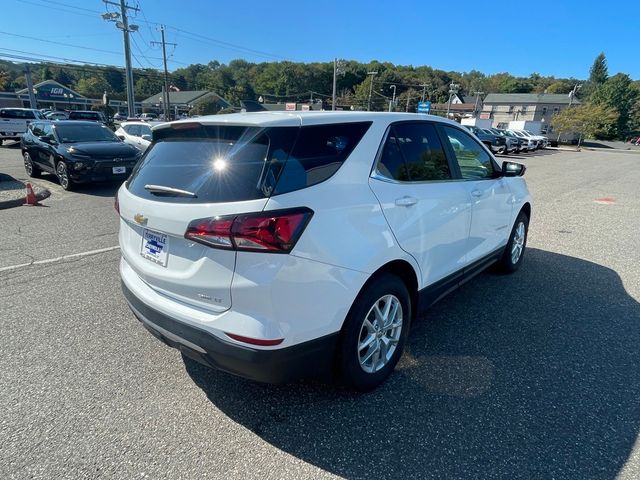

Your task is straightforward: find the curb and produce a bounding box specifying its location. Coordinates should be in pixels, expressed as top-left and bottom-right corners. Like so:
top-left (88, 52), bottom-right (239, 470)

top-left (0, 184), bottom-right (51, 210)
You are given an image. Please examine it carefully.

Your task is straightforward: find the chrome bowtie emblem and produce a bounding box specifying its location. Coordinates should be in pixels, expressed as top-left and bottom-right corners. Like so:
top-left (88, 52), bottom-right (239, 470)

top-left (134, 213), bottom-right (147, 225)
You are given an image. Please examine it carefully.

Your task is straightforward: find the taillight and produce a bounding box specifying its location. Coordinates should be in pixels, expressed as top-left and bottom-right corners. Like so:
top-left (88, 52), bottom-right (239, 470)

top-left (185, 207), bottom-right (313, 253)
top-left (114, 192), bottom-right (119, 214)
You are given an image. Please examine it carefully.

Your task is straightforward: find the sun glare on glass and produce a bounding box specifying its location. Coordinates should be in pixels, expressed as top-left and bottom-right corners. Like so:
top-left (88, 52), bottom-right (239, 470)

top-left (213, 158), bottom-right (227, 172)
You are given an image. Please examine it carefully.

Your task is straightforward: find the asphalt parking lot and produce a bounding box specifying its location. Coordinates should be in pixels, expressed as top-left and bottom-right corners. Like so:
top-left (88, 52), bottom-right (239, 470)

top-left (1, 143), bottom-right (639, 479)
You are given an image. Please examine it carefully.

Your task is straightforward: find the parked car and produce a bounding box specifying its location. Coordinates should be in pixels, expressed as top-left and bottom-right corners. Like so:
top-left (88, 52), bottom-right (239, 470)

top-left (490, 128), bottom-right (525, 153)
top-left (113, 112), bottom-right (127, 121)
top-left (21, 120), bottom-right (141, 191)
top-left (464, 125), bottom-right (507, 154)
top-left (68, 110), bottom-right (107, 123)
top-left (117, 112), bottom-right (532, 390)
top-left (0, 108), bottom-right (45, 145)
top-left (139, 113), bottom-right (157, 121)
top-left (507, 129), bottom-right (538, 150)
top-left (114, 121), bottom-right (153, 152)
top-left (45, 111), bottom-right (69, 121)
top-left (517, 130), bottom-right (547, 149)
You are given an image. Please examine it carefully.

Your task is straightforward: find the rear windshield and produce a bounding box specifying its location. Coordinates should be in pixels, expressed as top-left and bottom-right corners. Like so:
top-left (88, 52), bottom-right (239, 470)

top-left (126, 122), bottom-right (371, 203)
top-left (69, 112), bottom-right (103, 120)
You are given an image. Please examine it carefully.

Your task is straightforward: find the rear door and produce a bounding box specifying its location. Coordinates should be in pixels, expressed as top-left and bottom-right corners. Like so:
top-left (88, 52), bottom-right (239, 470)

top-left (440, 125), bottom-right (513, 263)
top-left (369, 121), bottom-right (472, 288)
top-left (119, 121), bottom-right (299, 313)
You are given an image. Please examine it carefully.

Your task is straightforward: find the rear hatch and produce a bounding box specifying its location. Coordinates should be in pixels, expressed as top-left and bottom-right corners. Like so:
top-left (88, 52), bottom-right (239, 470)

top-left (118, 121), bottom-right (300, 313)
top-left (118, 119), bottom-right (372, 314)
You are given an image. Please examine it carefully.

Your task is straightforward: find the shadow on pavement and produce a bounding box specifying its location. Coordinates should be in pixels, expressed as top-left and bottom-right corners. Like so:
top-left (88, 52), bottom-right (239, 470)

top-left (184, 248), bottom-right (640, 479)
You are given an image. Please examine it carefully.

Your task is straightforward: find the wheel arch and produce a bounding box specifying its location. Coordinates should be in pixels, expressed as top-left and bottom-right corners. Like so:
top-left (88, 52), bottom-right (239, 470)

top-left (520, 202), bottom-right (531, 220)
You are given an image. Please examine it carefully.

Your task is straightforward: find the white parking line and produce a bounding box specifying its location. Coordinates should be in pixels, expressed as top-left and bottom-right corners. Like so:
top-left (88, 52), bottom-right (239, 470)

top-left (0, 245), bottom-right (120, 273)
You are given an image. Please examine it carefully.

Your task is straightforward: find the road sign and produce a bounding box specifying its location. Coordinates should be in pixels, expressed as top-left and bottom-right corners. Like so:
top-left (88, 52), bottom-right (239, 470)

top-left (417, 101), bottom-right (431, 114)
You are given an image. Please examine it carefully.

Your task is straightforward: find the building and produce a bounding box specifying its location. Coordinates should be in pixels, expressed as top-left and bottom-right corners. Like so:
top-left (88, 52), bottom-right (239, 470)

top-left (1, 80), bottom-right (143, 112)
top-left (140, 90), bottom-right (231, 116)
top-left (481, 93), bottom-right (580, 138)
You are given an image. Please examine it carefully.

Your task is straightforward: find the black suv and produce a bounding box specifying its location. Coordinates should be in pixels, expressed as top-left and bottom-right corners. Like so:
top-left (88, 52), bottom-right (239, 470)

top-left (464, 125), bottom-right (506, 154)
top-left (21, 120), bottom-right (140, 191)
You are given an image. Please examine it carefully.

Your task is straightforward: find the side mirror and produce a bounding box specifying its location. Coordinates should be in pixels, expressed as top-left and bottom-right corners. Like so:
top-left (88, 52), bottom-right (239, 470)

top-left (141, 134), bottom-right (152, 141)
top-left (39, 136), bottom-right (56, 145)
top-left (502, 161), bottom-right (526, 177)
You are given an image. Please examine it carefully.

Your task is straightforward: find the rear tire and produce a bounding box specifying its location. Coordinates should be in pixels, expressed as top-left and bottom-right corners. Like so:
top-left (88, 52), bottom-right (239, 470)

top-left (337, 273), bottom-right (411, 391)
top-left (497, 211), bottom-right (529, 274)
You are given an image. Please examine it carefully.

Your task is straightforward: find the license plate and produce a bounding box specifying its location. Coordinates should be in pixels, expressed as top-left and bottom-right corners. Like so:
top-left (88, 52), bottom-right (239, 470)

top-left (112, 166), bottom-right (126, 174)
top-left (141, 229), bottom-right (169, 267)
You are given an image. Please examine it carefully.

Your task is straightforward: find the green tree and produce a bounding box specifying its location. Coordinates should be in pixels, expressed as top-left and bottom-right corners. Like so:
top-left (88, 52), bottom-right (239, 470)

top-left (551, 103), bottom-right (618, 144)
top-left (192, 97), bottom-right (222, 115)
top-left (589, 53), bottom-right (608, 86)
top-left (75, 76), bottom-right (110, 98)
top-left (0, 70), bottom-right (9, 90)
top-left (591, 73), bottom-right (638, 138)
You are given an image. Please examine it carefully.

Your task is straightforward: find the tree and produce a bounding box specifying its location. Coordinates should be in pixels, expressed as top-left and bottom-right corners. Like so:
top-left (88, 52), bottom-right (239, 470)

top-left (192, 96), bottom-right (222, 116)
top-left (589, 53), bottom-right (608, 86)
top-left (591, 73), bottom-right (638, 138)
top-left (75, 76), bottom-right (110, 98)
top-left (0, 70), bottom-right (8, 90)
top-left (551, 103), bottom-right (618, 145)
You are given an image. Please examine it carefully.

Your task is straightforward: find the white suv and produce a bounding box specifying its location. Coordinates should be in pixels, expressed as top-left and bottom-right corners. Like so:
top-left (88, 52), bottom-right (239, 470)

top-left (117, 112), bottom-right (532, 390)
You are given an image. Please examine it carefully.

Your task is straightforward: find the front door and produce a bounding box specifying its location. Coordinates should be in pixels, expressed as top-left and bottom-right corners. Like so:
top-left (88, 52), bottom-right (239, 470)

top-left (440, 126), bottom-right (513, 264)
top-left (369, 121), bottom-right (472, 289)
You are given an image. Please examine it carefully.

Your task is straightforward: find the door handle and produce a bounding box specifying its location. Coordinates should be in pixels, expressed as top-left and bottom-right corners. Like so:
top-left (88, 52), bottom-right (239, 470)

top-left (395, 196), bottom-right (418, 207)
top-left (470, 189), bottom-right (483, 198)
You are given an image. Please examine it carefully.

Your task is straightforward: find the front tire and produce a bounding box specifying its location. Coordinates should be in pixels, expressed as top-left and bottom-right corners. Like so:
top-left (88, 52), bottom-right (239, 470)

top-left (337, 273), bottom-right (411, 391)
top-left (498, 211), bottom-right (529, 273)
top-left (23, 151), bottom-right (41, 178)
top-left (56, 161), bottom-right (74, 191)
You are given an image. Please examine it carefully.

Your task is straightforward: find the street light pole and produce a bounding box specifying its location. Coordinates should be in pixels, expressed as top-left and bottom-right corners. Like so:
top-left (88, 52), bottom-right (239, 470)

top-left (568, 83), bottom-right (582, 108)
top-left (388, 85), bottom-right (396, 112)
top-left (367, 71), bottom-right (378, 111)
top-left (446, 83), bottom-right (460, 118)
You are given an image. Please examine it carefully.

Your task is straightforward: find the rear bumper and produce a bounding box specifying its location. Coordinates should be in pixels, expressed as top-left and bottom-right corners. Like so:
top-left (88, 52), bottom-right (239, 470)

top-left (122, 282), bottom-right (339, 384)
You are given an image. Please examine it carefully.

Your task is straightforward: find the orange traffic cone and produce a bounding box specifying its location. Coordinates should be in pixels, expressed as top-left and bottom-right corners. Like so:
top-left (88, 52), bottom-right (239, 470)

top-left (24, 182), bottom-right (39, 206)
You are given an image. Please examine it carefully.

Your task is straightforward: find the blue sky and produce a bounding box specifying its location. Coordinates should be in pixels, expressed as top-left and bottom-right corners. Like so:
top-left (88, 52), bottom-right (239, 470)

top-left (2, 0), bottom-right (638, 79)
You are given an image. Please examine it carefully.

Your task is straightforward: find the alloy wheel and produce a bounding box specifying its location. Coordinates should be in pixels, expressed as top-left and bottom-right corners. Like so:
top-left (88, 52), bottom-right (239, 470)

top-left (358, 294), bottom-right (403, 373)
top-left (511, 221), bottom-right (526, 264)
top-left (24, 152), bottom-right (33, 175)
top-left (56, 162), bottom-right (69, 189)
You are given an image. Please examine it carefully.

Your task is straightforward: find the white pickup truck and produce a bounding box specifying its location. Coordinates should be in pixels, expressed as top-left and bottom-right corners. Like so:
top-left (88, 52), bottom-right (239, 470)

top-left (0, 108), bottom-right (45, 145)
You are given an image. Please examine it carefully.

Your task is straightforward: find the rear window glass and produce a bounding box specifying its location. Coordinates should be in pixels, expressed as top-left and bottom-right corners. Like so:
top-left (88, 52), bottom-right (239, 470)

top-left (69, 112), bottom-right (103, 121)
top-left (127, 122), bottom-right (371, 203)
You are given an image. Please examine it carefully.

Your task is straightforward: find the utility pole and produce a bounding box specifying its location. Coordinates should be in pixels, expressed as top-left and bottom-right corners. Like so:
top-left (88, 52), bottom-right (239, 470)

top-left (420, 83), bottom-right (429, 102)
top-left (473, 91), bottom-right (484, 117)
top-left (151, 26), bottom-right (176, 121)
top-left (102, 1), bottom-right (139, 117)
top-left (24, 66), bottom-right (37, 109)
top-left (405, 91), bottom-right (411, 112)
top-left (367, 71), bottom-right (378, 111)
top-left (332, 59), bottom-right (345, 111)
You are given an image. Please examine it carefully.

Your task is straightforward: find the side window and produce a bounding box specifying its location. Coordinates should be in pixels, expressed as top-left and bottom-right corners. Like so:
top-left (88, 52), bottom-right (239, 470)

top-left (378, 134), bottom-right (409, 181)
top-left (125, 125), bottom-right (141, 136)
top-left (274, 122), bottom-right (371, 194)
top-left (376, 122), bottom-right (451, 182)
top-left (42, 124), bottom-right (54, 139)
top-left (443, 126), bottom-right (496, 180)
top-left (31, 123), bottom-right (44, 137)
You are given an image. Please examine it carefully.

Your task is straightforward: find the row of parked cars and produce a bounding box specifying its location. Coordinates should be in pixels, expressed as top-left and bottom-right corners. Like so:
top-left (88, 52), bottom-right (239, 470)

top-left (464, 125), bottom-right (548, 154)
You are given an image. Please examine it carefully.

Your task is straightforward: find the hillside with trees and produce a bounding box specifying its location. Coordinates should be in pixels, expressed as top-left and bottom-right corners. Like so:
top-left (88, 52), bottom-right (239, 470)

top-left (1, 53), bottom-right (638, 138)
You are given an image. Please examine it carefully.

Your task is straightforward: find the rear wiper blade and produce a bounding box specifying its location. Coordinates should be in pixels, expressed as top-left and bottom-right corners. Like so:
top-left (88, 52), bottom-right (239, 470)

top-left (144, 184), bottom-right (197, 197)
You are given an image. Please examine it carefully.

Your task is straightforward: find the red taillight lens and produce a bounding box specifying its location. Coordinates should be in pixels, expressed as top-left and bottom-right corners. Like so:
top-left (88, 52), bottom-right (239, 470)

top-left (114, 192), bottom-right (119, 214)
top-left (185, 207), bottom-right (313, 253)
top-left (225, 333), bottom-right (284, 346)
